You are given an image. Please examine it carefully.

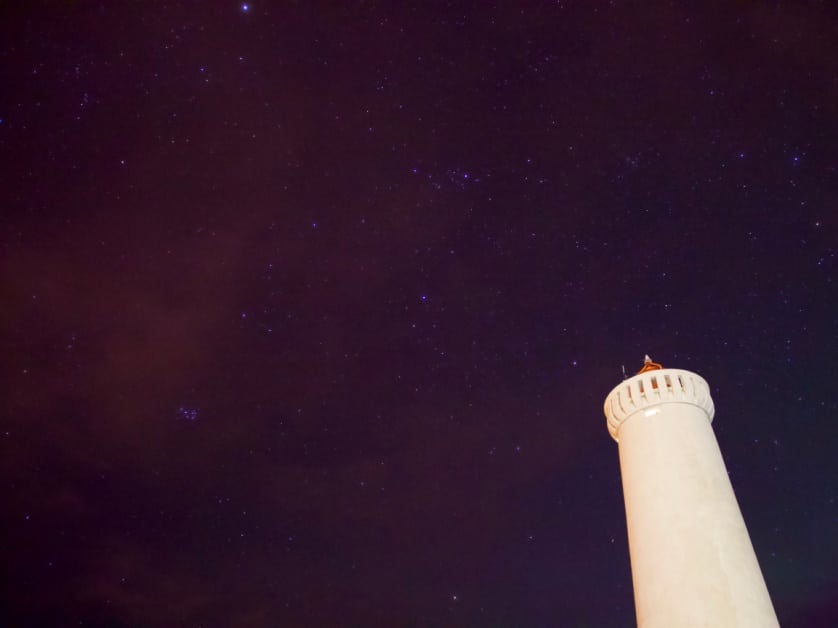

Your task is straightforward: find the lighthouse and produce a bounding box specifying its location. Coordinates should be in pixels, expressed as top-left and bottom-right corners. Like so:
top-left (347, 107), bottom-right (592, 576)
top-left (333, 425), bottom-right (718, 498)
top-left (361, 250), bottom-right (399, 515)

top-left (603, 357), bottom-right (779, 627)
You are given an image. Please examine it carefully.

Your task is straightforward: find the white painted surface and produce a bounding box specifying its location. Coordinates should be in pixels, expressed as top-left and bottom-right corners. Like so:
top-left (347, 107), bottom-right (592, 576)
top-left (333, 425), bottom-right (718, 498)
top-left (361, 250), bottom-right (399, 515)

top-left (604, 369), bottom-right (779, 628)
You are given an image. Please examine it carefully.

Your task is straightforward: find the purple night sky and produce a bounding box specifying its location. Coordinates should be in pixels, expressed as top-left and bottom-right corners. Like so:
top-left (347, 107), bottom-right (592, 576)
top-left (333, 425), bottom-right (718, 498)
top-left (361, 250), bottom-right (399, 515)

top-left (2, 2), bottom-right (837, 626)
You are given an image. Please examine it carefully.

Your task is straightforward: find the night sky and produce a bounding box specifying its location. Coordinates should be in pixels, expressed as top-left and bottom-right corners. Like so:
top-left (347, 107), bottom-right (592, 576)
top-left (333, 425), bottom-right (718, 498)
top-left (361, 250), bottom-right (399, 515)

top-left (2, 2), bottom-right (837, 626)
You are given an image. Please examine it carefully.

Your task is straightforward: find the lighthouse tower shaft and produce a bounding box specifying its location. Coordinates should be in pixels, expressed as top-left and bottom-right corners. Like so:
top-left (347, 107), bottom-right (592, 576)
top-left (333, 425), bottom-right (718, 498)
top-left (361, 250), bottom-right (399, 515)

top-left (604, 367), bottom-right (778, 628)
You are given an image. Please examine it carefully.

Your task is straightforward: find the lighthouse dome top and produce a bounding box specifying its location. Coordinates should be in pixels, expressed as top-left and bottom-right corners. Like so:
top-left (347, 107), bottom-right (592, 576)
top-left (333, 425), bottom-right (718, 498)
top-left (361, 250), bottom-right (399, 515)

top-left (636, 354), bottom-right (664, 374)
top-left (604, 361), bottom-right (715, 442)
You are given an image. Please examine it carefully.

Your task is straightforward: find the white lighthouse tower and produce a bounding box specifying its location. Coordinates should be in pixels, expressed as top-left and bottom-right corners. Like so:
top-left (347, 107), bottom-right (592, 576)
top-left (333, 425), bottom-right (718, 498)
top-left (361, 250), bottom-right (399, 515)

top-left (603, 356), bottom-right (779, 627)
